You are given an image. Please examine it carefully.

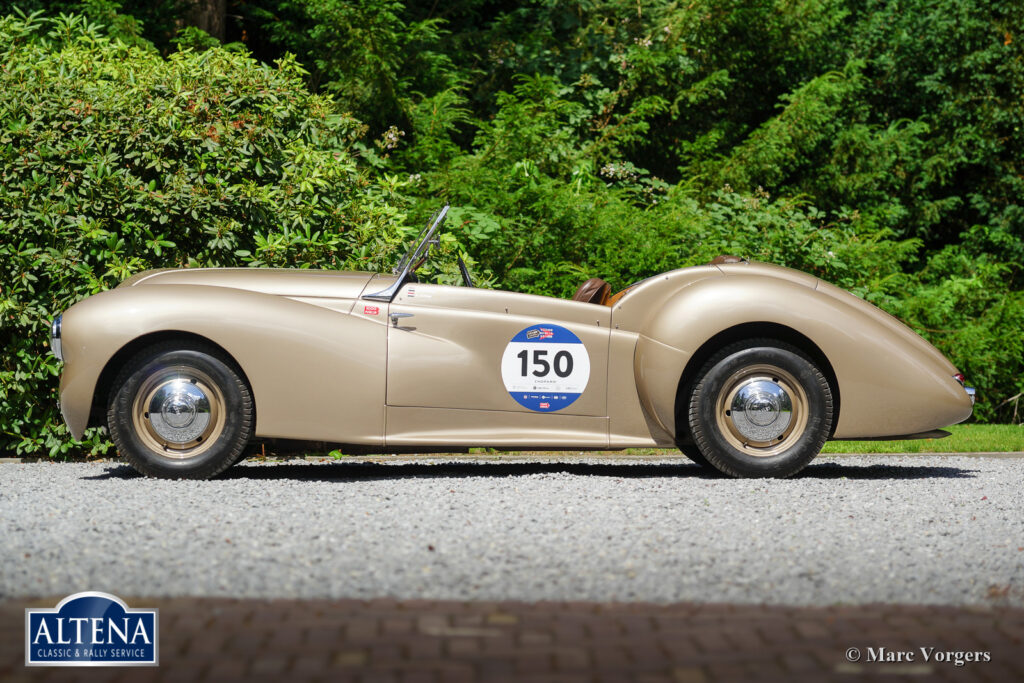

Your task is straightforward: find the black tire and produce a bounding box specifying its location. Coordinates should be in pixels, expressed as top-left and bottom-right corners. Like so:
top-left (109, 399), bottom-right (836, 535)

top-left (107, 342), bottom-right (253, 479)
top-left (676, 440), bottom-right (714, 469)
top-left (688, 339), bottom-right (833, 478)
top-left (236, 440), bottom-right (262, 464)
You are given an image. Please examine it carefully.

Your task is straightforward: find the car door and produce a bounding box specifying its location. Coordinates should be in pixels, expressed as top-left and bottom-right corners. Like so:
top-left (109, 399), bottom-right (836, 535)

top-left (383, 282), bottom-right (611, 447)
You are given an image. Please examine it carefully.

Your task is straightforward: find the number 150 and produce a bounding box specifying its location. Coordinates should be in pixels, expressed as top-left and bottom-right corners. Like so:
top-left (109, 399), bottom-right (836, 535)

top-left (516, 349), bottom-right (573, 378)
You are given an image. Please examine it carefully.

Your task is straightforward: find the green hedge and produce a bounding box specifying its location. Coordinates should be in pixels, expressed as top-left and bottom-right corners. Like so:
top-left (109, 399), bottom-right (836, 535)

top-left (0, 13), bottom-right (409, 456)
top-left (413, 77), bottom-right (1023, 424)
top-left (1, 9), bottom-right (1020, 459)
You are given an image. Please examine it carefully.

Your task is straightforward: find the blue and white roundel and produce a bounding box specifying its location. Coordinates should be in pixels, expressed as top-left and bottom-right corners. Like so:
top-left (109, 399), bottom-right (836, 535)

top-left (501, 324), bottom-right (590, 412)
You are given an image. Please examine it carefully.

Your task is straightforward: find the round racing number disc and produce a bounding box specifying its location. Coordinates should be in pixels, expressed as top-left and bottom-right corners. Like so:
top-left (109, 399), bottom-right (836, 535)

top-left (500, 324), bottom-right (590, 412)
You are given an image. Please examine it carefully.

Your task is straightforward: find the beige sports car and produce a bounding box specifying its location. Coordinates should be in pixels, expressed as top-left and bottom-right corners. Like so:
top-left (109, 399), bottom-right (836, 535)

top-left (51, 206), bottom-right (975, 479)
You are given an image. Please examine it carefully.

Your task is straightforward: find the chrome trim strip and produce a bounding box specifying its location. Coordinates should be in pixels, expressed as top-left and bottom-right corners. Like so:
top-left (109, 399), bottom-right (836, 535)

top-left (50, 314), bottom-right (62, 361)
top-left (362, 280), bottom-right (405, 303)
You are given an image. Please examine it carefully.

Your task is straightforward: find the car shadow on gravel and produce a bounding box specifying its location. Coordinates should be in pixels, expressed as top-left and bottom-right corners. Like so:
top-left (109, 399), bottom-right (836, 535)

top-left (83, 460), bottom-right (977, 481)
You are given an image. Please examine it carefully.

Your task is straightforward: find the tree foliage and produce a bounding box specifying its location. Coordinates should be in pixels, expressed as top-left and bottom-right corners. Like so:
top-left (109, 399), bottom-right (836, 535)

top-left (0, 12), bottom-right (410, 455)
top-left (1, 0), bottom-right (1022, 458)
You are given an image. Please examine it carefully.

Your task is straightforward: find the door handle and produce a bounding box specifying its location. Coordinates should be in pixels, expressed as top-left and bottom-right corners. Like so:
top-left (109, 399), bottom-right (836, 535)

top-left (389, 312), bottom-right (414, 327)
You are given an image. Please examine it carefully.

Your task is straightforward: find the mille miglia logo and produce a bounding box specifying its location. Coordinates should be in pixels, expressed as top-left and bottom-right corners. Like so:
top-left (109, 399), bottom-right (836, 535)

top-left (25, 592), bottom-right (158, 666)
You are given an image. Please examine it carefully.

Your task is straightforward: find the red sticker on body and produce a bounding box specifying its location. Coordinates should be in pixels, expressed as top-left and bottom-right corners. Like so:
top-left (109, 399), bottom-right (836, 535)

top-left (539, 402), bottom-right (550, 409)
top-left (363, 305), bottom-right (379, 315)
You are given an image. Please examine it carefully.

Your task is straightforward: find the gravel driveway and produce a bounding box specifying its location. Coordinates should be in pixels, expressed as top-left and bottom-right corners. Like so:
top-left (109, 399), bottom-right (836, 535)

top-left (2, 455), bottom-right (1022, 606)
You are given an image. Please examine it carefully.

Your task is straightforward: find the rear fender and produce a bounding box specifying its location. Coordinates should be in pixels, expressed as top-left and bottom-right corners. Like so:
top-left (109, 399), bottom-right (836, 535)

top-left (633, 275), bottom-right (971, 439)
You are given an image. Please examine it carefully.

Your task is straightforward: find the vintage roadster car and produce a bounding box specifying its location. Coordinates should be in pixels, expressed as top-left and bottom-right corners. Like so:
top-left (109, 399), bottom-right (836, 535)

top-left (51, 206), bottom-right (974, 479)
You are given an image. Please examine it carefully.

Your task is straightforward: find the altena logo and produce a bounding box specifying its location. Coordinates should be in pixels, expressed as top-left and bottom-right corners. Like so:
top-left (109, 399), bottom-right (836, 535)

top-left (25, 592), bottom-right (158, 667)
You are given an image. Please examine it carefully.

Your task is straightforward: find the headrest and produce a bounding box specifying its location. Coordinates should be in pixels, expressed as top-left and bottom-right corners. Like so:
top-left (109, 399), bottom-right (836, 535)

top-left (572, 278), bottom-right (611, 305)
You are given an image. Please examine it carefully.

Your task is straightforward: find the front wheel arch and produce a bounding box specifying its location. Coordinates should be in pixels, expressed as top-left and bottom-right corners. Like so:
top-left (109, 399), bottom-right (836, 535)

top-left (88, 331), bottom-right (255, 432)
top-left (673, 322), bottom-right (839, 443)
top-left (106, 340), bottom-right (254, 478)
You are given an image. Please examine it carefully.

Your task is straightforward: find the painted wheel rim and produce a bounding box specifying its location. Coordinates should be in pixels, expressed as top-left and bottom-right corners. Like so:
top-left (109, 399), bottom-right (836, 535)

top-left (131, 366), bottom-right (226, 459)
top-left (714, 363), bottom-right (808, 457)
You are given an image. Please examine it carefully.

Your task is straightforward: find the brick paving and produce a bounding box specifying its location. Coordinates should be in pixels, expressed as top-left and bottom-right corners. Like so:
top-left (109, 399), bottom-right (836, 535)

top-left (2, 598), bottom-right (1022, 682)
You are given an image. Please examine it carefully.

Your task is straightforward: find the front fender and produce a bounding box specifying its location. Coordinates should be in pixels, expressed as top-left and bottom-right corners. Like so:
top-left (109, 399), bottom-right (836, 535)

top-left (631, 274), bottom-right (972, 439)
top-left (58, 285), bottom-right (387, 443)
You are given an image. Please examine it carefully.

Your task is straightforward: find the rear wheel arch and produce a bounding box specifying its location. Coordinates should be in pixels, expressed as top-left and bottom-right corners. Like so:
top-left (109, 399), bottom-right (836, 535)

top-left (88, 331), bottom-right (254, 431)
top-left (673, 322), bottom-right (840, 442)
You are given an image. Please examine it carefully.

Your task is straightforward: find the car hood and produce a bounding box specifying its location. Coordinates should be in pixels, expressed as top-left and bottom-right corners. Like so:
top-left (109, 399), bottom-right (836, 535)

top-left (118, 268), bottom-right (381, 299)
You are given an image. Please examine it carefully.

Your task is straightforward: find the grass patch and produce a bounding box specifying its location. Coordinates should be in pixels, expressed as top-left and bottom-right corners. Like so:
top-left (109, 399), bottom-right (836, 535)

top-left (616, 424), bottom-right (1022, 456)
top-left (313, 424), bottom-right (1022, 460)
top-left (820, 423), bottom-right (1024, 453)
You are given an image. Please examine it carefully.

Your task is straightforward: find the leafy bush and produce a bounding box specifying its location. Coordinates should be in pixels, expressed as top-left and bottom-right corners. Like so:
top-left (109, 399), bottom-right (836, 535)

top-left (411, 69), bottom-right (1021, 420)
top-left (252, 0), bottom-right (456, 132)
top-left (3, 1), bottom-right (1022, 461)
top-left (0, 12), bottom-right (410, 456)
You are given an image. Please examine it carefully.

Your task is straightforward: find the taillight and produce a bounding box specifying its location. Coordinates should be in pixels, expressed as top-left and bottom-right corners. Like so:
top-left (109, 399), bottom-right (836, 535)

top-left (954, 373), bottom-right (976, 404)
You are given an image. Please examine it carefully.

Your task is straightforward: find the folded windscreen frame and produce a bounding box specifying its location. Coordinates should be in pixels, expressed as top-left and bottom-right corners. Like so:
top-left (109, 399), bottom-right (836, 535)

top-left (365, 204), bottom-right (450, 302)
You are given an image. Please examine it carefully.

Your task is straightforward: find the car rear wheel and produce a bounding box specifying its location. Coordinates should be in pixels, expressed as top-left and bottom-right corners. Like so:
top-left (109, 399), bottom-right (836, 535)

top-left (107, 342), bottom-right (253, 479)
top-left (687, 339), bottom-right (833, 478)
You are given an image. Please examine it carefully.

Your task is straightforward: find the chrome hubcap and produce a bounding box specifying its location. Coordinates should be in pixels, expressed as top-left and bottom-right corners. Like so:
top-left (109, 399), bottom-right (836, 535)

top-left (132, 366), bottom-right (225, 459)
top-left (148, 380), bottom-right (211, 443)
top-left (715, 363), bottom-right (809, 457)
top-left (729, 380), bottom-right (792, 442)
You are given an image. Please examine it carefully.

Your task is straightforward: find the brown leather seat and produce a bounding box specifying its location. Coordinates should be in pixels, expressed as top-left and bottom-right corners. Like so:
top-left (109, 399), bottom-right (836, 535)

top-left (606, 287), bottom-right (632, 307)
top-left (571, 277), bottom-right (611, 305)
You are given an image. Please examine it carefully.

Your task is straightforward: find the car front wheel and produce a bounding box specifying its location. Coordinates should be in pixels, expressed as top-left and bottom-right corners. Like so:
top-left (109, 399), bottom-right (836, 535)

top-left (107, 342), bottom-right (253, 479)
top-left (687, 339), bottom-right (833, 478)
